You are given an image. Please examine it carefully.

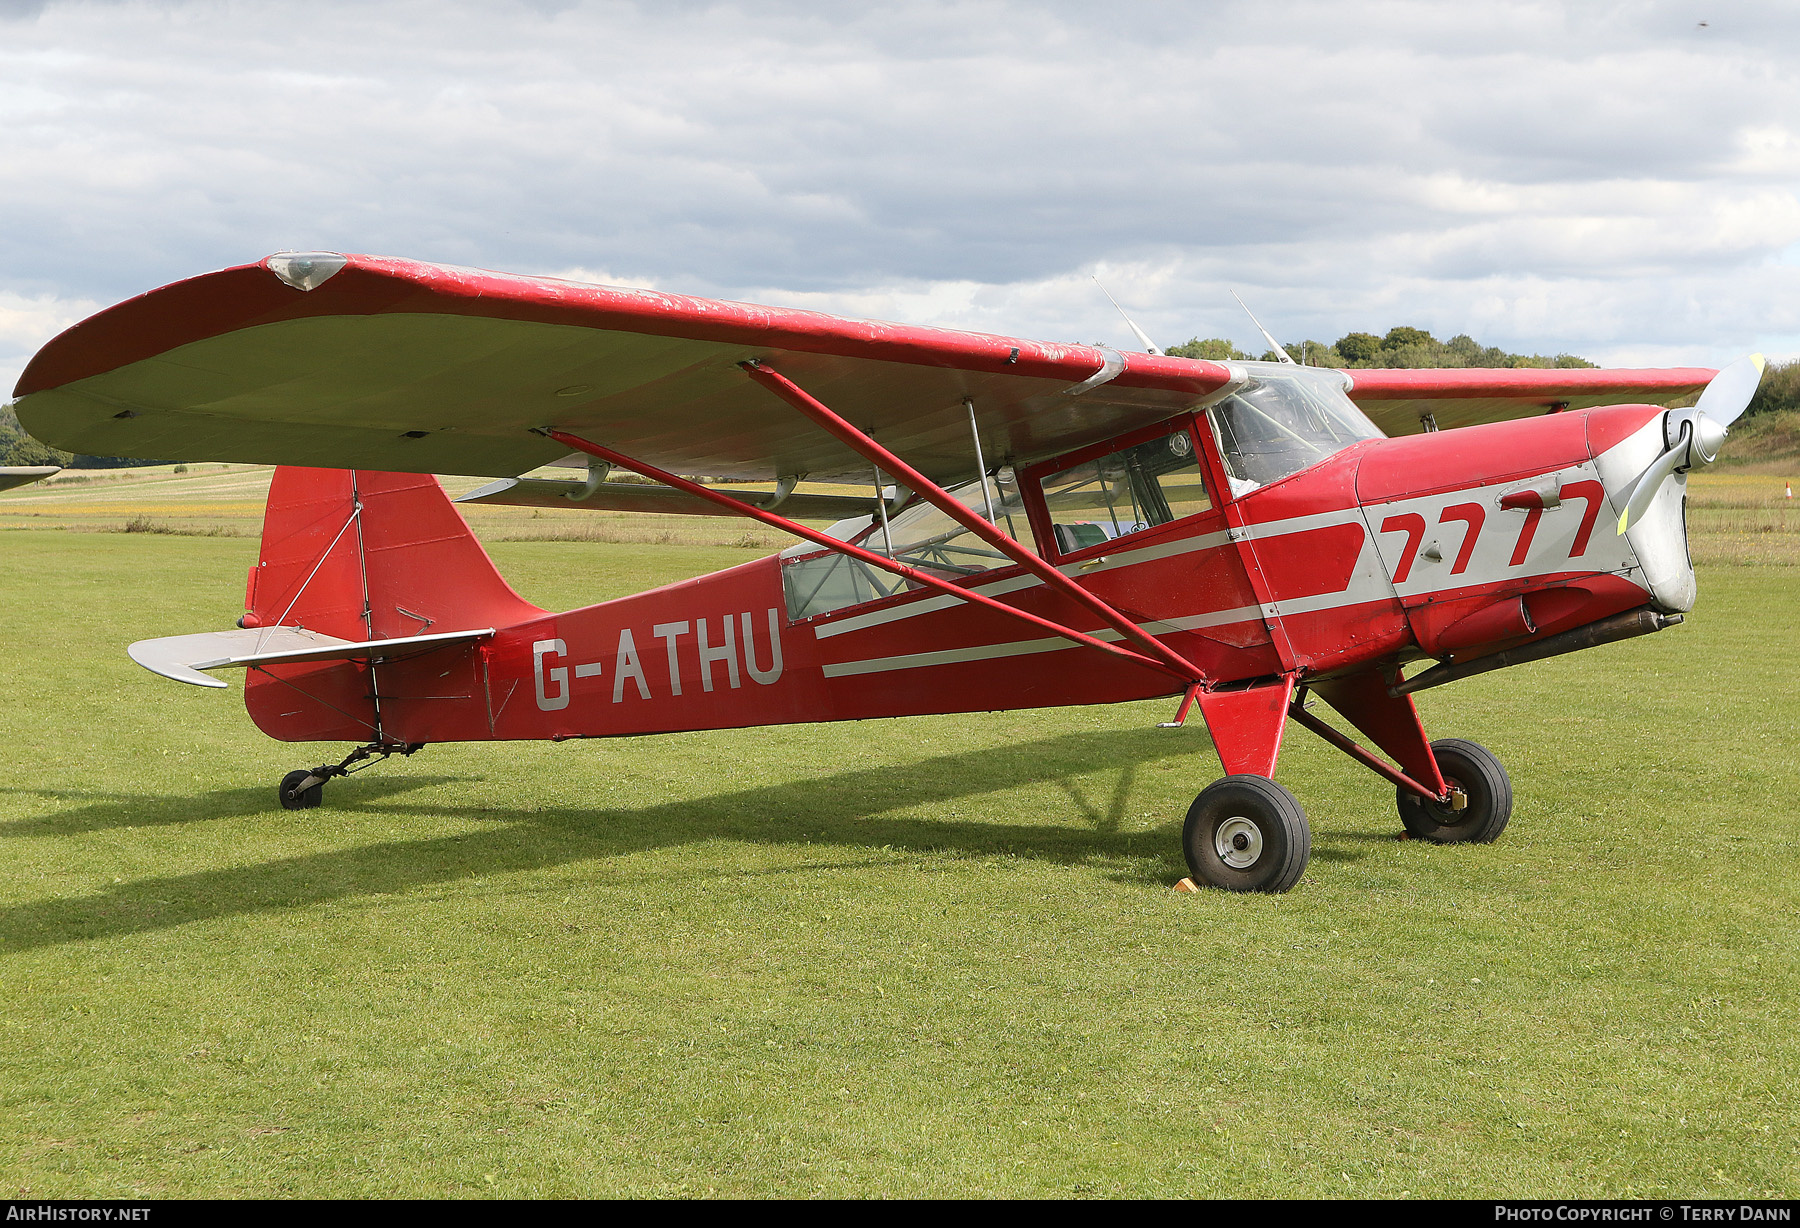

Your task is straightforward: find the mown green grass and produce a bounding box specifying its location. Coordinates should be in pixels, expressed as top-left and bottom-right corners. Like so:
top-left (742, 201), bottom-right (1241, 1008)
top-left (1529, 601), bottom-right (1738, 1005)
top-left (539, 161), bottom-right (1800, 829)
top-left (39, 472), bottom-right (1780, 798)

top-left (1, 528), bottom-right (1796, 1199)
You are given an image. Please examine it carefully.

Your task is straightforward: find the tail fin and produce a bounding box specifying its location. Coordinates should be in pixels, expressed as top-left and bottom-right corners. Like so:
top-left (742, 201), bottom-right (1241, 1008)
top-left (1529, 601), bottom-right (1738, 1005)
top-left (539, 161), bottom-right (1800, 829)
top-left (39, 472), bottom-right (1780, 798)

top-left (244, 467), bottom-right (544, 639)
top-left (242, 468), bottom-right (543, 743)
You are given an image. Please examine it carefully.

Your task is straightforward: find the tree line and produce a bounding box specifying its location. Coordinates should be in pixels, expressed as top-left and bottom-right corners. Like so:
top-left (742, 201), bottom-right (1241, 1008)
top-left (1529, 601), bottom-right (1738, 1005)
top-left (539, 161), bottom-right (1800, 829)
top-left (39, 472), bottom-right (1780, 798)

top-left (1164, 324), bottom-right (1598, 370)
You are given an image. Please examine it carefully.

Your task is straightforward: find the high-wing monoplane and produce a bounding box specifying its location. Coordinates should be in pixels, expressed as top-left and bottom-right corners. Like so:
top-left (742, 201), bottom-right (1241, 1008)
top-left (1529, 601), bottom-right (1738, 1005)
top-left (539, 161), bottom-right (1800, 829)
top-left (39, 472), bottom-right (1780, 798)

top-left (13, 252), bottom-right (1759, 891)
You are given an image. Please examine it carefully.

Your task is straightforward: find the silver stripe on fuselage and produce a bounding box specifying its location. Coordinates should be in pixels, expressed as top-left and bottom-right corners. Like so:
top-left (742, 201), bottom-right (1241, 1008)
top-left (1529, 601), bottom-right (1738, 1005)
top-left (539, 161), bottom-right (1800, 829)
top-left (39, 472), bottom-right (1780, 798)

top-left (810, 527), bottom-right (1234, 640)
top-left (819, 605), bottom-right (1264, 678)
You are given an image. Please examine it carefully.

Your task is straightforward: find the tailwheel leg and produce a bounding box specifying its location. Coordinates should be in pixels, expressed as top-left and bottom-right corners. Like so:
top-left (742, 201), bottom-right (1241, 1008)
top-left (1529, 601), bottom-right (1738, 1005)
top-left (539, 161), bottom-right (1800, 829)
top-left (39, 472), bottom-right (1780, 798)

top-left (1182, 775), bottom-right (1312, 893)
top-left (1395, 738), bottom-right (1512, 843)
top-left (277, 741), bottom-right (425, 811)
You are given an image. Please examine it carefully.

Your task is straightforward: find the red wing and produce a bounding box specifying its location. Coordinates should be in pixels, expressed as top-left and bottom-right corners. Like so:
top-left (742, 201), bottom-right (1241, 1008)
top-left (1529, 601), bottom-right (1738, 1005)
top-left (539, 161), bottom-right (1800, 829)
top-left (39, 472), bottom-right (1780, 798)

top-left (14, 253), bottom-right (1234, 485)
top-left (1346, 366), bottom-right (1712, 435)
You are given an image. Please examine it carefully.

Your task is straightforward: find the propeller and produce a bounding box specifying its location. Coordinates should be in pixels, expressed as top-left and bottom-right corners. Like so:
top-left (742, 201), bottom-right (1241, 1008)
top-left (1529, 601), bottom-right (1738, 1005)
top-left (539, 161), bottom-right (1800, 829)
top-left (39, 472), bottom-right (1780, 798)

top-left (1616, 353), bottom-right (1765, 533)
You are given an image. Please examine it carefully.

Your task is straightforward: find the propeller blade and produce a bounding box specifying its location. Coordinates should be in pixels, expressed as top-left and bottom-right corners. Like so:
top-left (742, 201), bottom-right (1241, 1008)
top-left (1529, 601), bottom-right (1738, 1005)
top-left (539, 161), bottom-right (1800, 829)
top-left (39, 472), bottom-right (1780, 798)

top-left (1694, 353), bottom-right (1766, 427)
top-left (1616, 421), bottom-right (1691, 534)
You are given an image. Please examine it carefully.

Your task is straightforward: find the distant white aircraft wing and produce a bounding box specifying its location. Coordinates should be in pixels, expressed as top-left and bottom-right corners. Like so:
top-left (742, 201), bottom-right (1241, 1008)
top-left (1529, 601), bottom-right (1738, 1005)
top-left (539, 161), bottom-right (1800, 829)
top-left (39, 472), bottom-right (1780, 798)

top-left (0, 465), bottom-right (61, 493)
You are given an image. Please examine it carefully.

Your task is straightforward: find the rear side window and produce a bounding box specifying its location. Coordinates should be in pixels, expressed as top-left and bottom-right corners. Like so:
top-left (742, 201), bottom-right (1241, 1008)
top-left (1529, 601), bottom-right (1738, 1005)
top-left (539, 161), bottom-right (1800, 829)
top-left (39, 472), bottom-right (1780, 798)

top-left (1038, 431), bottom-right (1211, 555)
top-left (780, 467), bottom-right (1035, 621)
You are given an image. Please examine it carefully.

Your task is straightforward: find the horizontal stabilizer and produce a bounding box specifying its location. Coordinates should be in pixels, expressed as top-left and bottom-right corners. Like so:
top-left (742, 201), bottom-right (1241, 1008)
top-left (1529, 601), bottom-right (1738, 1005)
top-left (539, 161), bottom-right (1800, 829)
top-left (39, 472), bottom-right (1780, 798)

top-left (128, 626), bottom-right (494, 688)
top-left (455, 475), bottom-right (875, 521)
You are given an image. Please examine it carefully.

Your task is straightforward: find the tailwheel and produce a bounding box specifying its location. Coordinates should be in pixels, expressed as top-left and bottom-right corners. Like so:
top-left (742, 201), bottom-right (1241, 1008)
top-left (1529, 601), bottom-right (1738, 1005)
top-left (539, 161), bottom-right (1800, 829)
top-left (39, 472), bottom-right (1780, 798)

top-left (1397, 738), bottom-right (1512, 844)
top-left (278, 769), bottom-right (324, 810)
top-left (1182, 775), bottom-right (1311, 893)
top-left (274, 741), bottom-right (426, 812)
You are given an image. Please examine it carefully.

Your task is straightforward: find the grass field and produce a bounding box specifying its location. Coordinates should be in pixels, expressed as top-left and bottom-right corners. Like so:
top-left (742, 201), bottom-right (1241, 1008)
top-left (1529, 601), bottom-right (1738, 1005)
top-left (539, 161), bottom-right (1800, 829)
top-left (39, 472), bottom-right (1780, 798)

top-left (0, 465), bottom-right (1795, 1198)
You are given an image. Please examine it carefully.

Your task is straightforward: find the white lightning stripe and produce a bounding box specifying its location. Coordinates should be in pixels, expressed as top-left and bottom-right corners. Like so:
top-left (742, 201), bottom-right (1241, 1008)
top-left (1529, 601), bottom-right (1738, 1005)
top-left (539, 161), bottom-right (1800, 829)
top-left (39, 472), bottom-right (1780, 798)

top-left (1265, 582), bottom-right (1396, 618)
top-left (810, 528), bottom-right (1233, 640)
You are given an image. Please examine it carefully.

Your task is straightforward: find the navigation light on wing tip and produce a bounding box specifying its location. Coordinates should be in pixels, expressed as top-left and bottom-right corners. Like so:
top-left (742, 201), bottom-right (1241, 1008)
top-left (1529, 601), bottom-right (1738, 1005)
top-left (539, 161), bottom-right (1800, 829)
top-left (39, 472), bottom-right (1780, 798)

top-left (266, 251), bottom-right (348, 292)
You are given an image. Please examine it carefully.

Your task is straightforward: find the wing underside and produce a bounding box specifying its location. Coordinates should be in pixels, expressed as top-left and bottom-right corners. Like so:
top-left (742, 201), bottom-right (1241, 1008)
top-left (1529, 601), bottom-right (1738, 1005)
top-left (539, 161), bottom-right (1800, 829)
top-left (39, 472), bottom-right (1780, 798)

top-left (454, 474), bottom-right (878, 520)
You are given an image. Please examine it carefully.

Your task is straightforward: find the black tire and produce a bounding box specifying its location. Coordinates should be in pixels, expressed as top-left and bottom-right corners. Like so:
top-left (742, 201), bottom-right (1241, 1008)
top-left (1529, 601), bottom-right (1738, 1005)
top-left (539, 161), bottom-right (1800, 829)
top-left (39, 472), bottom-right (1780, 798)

top-left (1397, 738), bottom-right (1511, 843)
top-left (278, 769), bottom-right (323, 811)
top-left (1182, 775), bottom-right (1311, 893)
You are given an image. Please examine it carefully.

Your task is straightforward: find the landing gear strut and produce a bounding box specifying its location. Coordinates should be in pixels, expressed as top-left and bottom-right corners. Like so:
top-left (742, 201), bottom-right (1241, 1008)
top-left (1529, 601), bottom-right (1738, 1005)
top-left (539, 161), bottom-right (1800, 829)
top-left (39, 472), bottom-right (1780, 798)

top-left (277, 741), bottom-right (425, 810)
top-left (1173, 669), bottom-right (1517, 892)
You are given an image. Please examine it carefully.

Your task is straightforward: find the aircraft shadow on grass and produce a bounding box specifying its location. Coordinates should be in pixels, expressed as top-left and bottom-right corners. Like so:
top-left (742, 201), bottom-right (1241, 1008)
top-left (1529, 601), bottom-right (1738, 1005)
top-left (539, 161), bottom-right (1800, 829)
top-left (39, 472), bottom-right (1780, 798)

top-left (0, 777), bottom-right (457, 837)
top-left (0, 728), bottom-right (1380, 953)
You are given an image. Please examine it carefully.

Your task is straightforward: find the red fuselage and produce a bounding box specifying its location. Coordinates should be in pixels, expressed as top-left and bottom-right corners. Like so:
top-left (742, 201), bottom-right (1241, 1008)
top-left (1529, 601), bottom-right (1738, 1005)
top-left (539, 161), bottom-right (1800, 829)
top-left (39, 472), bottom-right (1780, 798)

top-left (241, 400), bottom-right (1686, 748)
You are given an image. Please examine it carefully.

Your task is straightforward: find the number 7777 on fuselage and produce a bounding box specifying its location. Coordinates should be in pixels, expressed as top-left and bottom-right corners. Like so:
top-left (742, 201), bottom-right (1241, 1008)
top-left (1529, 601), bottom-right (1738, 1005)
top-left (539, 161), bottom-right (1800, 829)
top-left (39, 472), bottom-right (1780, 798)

top-left (12, 252), bottom-right (1758, 892)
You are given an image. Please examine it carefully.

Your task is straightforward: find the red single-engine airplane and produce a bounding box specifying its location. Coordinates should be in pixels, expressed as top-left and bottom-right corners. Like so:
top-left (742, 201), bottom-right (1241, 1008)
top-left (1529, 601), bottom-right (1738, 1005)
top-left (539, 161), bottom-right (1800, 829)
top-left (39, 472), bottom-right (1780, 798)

top-left (12, 252), bottom-right (1764, 891)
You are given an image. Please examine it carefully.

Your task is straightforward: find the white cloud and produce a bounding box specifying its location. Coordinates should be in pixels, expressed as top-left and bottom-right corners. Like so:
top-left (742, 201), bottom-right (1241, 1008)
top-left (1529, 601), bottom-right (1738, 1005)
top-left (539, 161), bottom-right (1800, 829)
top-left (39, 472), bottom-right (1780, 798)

top-left (0, 291), bottom-right (104, 401)
top-left (2, 0), bottom-right (1798, 400)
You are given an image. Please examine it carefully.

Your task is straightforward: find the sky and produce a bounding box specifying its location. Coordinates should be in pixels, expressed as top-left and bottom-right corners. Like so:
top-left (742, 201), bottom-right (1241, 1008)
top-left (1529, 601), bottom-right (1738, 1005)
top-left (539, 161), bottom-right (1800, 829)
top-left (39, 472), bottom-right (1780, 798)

top-left (4, 0), bottom-right (1799, 399)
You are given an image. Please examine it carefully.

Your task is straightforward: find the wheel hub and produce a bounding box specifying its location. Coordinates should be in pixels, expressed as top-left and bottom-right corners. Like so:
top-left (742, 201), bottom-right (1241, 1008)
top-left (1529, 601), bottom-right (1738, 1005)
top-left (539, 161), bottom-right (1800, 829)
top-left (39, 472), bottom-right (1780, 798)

top-left (1215, 816), bottom-right (1263, 869)
top-left (1430, 776), bottom-right (1472, 822)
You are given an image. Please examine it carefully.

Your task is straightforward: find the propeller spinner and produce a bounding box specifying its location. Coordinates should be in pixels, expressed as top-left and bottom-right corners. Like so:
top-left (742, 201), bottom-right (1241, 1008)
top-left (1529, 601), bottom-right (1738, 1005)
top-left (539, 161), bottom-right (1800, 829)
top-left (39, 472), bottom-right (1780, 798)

top-left (1616, 353), bottom-right (1766, 533)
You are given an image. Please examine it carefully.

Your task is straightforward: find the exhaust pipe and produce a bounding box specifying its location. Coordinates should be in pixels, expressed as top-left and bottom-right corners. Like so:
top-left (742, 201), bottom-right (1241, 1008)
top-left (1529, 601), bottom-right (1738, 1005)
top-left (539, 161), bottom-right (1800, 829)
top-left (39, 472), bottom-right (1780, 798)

top-left (1391, 606), bottom-right (1682, 696)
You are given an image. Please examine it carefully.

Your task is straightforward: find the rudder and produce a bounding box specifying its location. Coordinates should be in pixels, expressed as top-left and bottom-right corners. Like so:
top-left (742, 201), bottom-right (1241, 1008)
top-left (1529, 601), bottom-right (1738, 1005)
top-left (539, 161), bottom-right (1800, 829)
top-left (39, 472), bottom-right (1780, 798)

top-left (242, 467), bottom-right (544, 742)
top-left (244, 467), bottom-right (543, 638)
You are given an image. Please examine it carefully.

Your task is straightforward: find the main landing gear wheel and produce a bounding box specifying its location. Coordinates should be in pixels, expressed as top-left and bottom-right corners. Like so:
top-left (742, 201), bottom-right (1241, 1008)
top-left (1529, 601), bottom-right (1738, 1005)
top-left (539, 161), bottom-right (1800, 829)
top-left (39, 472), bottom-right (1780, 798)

top-left (1397, 738), bottom-right (1512, 844)
top-left (278, 769), bottom-right (323, 810)
top-left (1183, 775), bottom-right (1311, 894)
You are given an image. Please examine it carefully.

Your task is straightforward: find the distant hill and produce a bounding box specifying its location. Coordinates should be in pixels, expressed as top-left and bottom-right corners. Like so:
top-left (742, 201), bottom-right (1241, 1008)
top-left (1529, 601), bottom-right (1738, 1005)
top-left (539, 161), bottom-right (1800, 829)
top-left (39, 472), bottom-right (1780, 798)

top-left (1745, 356), bottom-right (1800, 419)
top-left (1718, 410), bottom-right (1800, 471)
top-left (1721, 359), bottom-right (1800, 468)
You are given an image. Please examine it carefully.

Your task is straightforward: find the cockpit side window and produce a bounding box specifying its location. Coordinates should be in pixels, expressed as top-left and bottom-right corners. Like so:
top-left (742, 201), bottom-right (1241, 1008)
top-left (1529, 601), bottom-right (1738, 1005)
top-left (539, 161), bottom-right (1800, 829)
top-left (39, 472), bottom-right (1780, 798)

top-left (1035, 428), bottom-right (1212, 556)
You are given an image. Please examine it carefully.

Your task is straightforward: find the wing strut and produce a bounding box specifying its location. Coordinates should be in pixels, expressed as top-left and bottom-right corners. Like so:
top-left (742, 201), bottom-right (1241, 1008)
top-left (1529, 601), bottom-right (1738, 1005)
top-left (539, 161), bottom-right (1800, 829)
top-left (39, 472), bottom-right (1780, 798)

top-left (537, 429), bottom-right (1192, 682)
top-left (737, 360), bottom-right (1204, 682)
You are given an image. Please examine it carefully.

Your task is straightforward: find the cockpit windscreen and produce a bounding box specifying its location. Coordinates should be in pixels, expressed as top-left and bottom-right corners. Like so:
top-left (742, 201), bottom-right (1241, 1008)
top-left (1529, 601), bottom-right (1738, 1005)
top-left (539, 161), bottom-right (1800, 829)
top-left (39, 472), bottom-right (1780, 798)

top-left (1206, 366), bottom-right (1383, 494)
